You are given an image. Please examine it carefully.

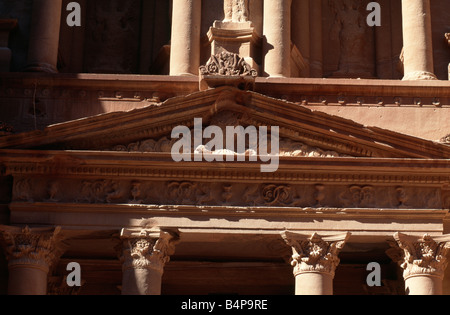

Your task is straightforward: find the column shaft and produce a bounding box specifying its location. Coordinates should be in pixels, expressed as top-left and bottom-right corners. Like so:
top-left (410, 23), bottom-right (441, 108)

top-left (295, 272), bottom-right (333, 295)
top-left (291, 0), bottom-right (310, 77)
top-left (8, 266), bottom-right (48, 295)
top-left (309, 0), bottom-right (322, 78)
top-left (401, 0), bottom-right (436, 80)
top-left (263, 0), bottom-right (292, 77)
top-left (26, 0), bottom-right (63, 73)
top-left (405, 275), bottom-right (443, 295)
top-left (169, 0), bottom-right (202, 76)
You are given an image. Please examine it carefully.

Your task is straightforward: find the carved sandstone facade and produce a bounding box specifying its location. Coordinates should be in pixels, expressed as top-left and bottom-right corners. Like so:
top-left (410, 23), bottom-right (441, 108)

top-left (0, 0), bottom-right (449, 296)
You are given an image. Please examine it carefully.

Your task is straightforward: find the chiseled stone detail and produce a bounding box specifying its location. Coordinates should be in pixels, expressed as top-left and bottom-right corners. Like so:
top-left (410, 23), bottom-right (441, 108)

top-left (200, 51), bottom-right (257, 78)
top-left (0, 226), bottom-right (65, 272)
top-left (223, 0), bottom-right (249, 23)
top-left (120, 228), bottom-right (179, 274)
top-left (282, 232), bottom-right (350, 278)
top-left (388, 232), bottom-right (450, 280)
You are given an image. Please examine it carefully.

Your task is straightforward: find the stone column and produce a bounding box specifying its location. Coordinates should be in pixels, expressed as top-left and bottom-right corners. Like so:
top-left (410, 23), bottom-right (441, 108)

top-left (282, 232), bottom-right (350, 295)
top-left (0, 19), bottom-right (18, 72)
top-left (263, 0), bottom-right (292, 77)
top-left (169, 0), bottom-right (202, 76)
top-left (0, 226), bottom-right (66, 295)
top-left (119, 228), bottom-right (179, 295)
top-left (25, 0), bottom-right (63, 73)
top-left (387, 232), bottom-right (450, 295)
top-left (309, 0), bottom-right (323, 78)
top-left (291, 0), bottom-right (310, 77)
top-left (400, 0), bottom-right (436, 80)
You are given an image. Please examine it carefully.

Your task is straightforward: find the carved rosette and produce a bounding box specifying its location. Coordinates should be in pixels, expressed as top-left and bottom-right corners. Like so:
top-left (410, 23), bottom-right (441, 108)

top-left (119, 228), bottom-right (179, 275)
top-left (387, 233), bottom-right (450, 280)
top-left (0, 226), bottom-right (65, 273)
top-left (282, 232), bottom-right (350, 278)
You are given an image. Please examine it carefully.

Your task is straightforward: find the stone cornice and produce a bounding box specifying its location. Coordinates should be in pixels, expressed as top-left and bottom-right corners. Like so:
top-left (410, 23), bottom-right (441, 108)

top-left (387, 232), bottom-right (450, 280)
top-left (1, 150), bottom-right (449, 184)
top-left (282, 232), bottom-right (350, 278)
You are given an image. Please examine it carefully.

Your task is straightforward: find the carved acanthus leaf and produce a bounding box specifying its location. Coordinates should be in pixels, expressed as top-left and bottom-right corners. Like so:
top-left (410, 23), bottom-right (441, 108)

top-left (0, 226), bottom-right (66, 272)
top-left (282, 232), bottom-right (350, 278)
top-left (387, 233), bottom-right (450, 280)
top-left (119, 228), bottom-right (179, 274)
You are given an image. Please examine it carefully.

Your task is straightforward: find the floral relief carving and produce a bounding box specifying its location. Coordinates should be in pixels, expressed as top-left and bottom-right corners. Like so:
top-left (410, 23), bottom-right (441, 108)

top-left (387, 233), bottom-right (450, 280)
top-left (340, 185), bottom-right (374, 208)
top-left (200, 51), bottom-right (257, 77)
top-left (0, 226), bottom-right (66, 272)
top-left (78, 179), bottom-right (125, 204)
top-left (119, 228), bottom-right (179, 274)
top-left (282, 232), bottom-right (350, 278)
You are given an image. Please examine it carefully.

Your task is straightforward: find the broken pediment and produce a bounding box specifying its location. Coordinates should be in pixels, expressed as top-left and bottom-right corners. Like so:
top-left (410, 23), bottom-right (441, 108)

top-left (0, 86), bottom-right (449, 160)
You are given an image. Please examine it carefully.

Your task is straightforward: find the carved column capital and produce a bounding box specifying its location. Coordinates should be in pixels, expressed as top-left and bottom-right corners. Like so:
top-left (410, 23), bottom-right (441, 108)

top-left (0, 226), bottom-right (66, 273)
top-left (387, 232), bottom-right (450, 280)
top-left (282, 232), bottom-right (350, 278)
top-left (119, 228), bottom-right (179, 275)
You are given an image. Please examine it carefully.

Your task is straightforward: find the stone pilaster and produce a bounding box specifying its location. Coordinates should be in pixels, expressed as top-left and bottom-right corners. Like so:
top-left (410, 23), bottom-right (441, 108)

top-left (119, 228), bottom-right (179, 295)
top-left (0, 226), bottom-right (66, 295)
top-left (169, 0), bottom-right (202, 76)
top-left (282, 232), bottom-right (350, 295)
top-left (387, 232), bottom-right (450, 295)
top-left (400, 0), bottom-right (437, 80)
top-left (25, 0), bottom-right (63, 73)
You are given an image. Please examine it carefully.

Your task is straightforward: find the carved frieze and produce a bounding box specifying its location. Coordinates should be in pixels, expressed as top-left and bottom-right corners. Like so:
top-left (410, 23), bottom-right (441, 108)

top-left (10, 176), bottom-right (446, 210)
top-left (282, 232), bottom-right (350, 278)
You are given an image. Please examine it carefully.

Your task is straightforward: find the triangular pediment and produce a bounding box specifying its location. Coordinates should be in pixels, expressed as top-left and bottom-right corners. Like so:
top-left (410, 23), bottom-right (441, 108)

top-left (0, 86), bottom-right (449, 159)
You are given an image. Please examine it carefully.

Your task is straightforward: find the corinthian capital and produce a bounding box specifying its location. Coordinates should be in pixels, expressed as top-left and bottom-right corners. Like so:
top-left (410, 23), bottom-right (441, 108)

top-left (119, 228), bottom-right (179, 274)
top-left (387, 232), bottom-right (450, 280)
top-left (0, 226), bottom-right (66, 273)
top-left (282, 232), bottom-right (350, 278)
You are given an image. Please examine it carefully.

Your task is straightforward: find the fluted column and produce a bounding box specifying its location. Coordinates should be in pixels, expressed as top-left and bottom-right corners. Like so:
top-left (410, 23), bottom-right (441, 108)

top-left (263, 0), bottom-right (292, 77)
top-left (169, 0), bottom-right (202, 76)
top-left (401, 0), bottom-right (436, 80)
top-left (119, 228), bottom-right (179, 295)
top-left (0, 226), bottom-right (66, 295)
top-left (282, 232), bottom-right (350, 295)
top-left (387, 233), bottom-right (450, 295)
top-left (25, 0), bottom-right (63, 73)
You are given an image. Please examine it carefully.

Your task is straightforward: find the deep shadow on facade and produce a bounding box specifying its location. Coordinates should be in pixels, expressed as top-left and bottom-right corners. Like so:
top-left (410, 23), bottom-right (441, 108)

top-left (0, 0), bottom-right (449, 295)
